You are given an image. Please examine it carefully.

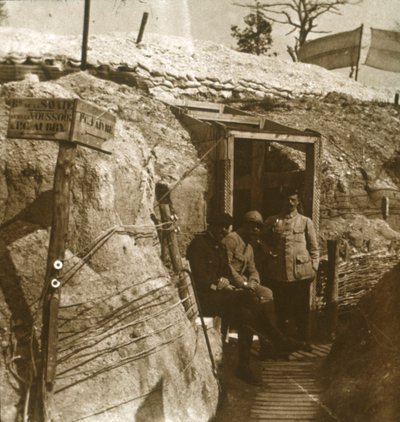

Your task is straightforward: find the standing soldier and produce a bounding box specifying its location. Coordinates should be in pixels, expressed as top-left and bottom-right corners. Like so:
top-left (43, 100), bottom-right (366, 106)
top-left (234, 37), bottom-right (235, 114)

top-left (263, 189), bottom-right (319, 351)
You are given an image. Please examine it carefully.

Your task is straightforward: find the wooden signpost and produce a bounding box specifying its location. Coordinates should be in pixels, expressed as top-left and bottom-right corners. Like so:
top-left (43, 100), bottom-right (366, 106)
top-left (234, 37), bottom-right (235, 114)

top-left (7, 97), bottom-right (115, 421)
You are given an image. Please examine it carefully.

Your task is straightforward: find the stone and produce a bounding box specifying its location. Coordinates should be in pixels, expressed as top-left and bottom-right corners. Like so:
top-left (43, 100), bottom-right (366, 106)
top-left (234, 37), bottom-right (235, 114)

top-left (0, 72), bottom-right (219, 422)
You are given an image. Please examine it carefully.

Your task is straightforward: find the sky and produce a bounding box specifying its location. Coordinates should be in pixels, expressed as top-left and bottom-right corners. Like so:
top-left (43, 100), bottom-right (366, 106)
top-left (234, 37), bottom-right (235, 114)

top-left (2, 0), bottom-right (400, 88)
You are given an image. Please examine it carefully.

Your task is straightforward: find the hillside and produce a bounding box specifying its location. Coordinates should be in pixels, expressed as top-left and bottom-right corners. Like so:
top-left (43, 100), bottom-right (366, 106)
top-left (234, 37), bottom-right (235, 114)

top-left (0, 28), bottom-right (399, 421)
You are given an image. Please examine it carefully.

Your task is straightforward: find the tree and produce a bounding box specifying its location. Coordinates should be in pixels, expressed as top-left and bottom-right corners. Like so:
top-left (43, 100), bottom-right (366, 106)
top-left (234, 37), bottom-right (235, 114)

top-left (231, 1), bottom-right (273, 56)
top-left (234, 0), bottom-right (362, 61)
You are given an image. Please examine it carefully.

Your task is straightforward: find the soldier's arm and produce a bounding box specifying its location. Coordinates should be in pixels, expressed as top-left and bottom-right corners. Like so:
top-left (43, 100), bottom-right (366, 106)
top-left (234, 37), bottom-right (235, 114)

top-left (305, 218), bottom-right (319, 271)
top-left (187, 238), bottom-right (214, 291)
top-left (246, 245), bottom-right (261, 284)
top-left (222, 236), bottom-right (248, 288)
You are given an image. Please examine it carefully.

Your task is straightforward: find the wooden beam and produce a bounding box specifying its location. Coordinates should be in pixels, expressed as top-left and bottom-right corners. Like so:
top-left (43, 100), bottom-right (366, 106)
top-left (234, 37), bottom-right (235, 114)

top-left (168, 99), bottom-right (225, 113)
top-left (169, 106), bottom-right (224, 142)
top-left (229, 130), bottom-right (318, 144)
top-left (326, 239), bottom-right (339, 340)
top-left (159, 204), bottom-right (192, 315)
top-left (37, 142), bottom-right (77, 421)
top-left (188, 111), bottom-right (260, 126)
top-left (215, 135), bottom-right (234, 214)
top-left (250, 141), bottom-right (265, 211)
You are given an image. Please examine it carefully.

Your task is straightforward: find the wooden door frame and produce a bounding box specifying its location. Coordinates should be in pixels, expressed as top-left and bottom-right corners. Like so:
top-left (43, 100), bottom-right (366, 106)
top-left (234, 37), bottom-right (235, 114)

top-left (216, 131), bottom-right (321, 229)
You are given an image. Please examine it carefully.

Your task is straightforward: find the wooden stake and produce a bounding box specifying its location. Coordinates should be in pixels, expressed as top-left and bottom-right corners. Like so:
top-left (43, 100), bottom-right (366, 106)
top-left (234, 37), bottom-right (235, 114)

top-left (37, 142), bottom-right (77, 421)
top-left (81, 0), bottom-right (91, 70)
top-left (159, 204), bottom-right (191, 314)
top-left (136, 12), bottom-right (149, 44)
top-left (326, 239), bottom-right (339, 341)
top-left (354, 24), bottom-right (363, 82)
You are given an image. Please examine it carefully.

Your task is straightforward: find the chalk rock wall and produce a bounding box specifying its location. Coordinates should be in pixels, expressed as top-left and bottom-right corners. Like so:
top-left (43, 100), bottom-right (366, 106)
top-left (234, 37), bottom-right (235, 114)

top-left (0, 73), bottom-right (219, 422)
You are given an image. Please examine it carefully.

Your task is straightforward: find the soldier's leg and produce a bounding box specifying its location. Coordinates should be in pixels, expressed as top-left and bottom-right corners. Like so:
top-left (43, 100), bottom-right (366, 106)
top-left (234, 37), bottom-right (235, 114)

top-left (235, 290), bottom-right (303, 356)
top-left (272, 281), bottom-right (291, 335)
top-left (293, 279), bottom-right (312, 344)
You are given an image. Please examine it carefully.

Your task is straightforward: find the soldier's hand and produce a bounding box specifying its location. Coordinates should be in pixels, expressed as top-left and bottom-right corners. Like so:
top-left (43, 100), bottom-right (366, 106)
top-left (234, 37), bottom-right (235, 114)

top-left (247, 280), bottom-right (259, 291)
top-left (216, 277), bottom-right (231, 290)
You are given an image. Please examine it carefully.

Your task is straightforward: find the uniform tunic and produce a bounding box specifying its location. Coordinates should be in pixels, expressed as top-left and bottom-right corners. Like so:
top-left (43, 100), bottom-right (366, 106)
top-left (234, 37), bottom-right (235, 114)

top-left (264, 211), bottom-right (319, 282)
top-left (221, 231), bottom-right (260, 288)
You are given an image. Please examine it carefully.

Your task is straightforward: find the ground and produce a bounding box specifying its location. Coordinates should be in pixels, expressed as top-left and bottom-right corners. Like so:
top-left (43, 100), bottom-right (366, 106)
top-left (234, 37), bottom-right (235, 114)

top-left (214, 338), bottom-right (262, 422)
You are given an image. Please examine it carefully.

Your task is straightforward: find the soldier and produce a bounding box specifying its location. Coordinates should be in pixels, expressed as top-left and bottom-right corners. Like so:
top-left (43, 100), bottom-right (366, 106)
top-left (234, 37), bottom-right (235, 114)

top-left (187, 212), bottom-right (303, 385)
top-left (222, 211), bottom-right (281, 359)
top-left (263, 189), bottom-right (319, 350)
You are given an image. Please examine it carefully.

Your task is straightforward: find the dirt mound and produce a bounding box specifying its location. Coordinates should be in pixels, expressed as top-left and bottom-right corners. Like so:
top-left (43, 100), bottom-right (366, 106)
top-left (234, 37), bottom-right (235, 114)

top-left (322, 263), bottom-right (400, 421)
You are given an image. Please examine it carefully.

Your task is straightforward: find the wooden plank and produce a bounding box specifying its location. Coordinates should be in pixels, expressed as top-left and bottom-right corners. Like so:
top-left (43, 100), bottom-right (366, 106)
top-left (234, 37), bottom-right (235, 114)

top-left (230, 130), bottom-right (318, 143)
top-left (326, 239), bottom-right (340, 340)
top-left (252, 410), bottom-right (318, 415)
top-left (34, 142), bottom-right (77, 421)
top-left (254, 402), bottom-right (318, 410)
top-left (7, 97), bottom-right (115, 153)
top-left (188, 111), bottom-right (261, 125)
top-left (169, 99), bottom-right (224, 112)
top-left (251, 412), bottom-right (318, 420)
top-left (250, 141), bottom-right (265, 210)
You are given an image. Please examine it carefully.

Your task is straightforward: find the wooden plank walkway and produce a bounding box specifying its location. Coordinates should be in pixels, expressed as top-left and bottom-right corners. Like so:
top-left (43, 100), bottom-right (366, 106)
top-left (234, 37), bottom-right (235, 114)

top-left (250, 344), bottom-right (334, 422)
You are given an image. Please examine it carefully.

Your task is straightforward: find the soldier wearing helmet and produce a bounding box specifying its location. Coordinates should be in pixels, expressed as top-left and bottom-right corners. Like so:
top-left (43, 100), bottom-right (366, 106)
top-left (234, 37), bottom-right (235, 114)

top-left (221, 210), bottom-right (284, 360)
top-left (221, 210), bottom-right (267, 295)
top-left (187, 212), bottom-right (303, 385)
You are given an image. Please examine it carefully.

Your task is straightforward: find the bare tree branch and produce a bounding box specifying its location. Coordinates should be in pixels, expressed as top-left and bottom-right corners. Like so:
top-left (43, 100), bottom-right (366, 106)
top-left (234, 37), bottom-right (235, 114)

top-left (234, 0), bottom-right (364, 61)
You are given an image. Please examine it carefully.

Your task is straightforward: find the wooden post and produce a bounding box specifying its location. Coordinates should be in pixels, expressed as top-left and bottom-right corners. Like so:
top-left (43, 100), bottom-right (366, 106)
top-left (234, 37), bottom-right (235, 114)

top-left (136, 12), bottom-right (149, 44)
top-left (381, 196), bottom-right (389, 220)
top-left (395, 93), bottom-right (399, 106)
top-left (326, 239), bottom-right (339, 340)
top-left (81, 0), bottom-right (91, 70)
top-left (159, 204), bottom-right (192, 315)
top-left (354, 25), bottom-right (363, 82)
top-left (36, 142), bottom-right (77, 421)
top-left (250, 140), bottom-right (265, 211)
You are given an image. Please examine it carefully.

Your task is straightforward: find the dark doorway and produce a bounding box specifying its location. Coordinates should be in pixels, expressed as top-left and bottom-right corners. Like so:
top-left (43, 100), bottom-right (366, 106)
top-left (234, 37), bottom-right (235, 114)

top-left (233, 138), bottom-right (305, 226)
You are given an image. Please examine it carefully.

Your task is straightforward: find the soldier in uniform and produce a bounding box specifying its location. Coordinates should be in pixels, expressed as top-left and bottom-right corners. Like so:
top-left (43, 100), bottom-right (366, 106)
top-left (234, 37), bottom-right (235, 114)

top-left (187, 212), bottom-right (303, 385)
top-left (263, 189), bottom-right (319, 350)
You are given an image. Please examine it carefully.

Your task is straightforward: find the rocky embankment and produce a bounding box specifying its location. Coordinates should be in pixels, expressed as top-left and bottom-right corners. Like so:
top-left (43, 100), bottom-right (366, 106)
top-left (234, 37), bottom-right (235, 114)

top-left (0, 72), bottom-right (218, 422)
top-left (323, 263), bottom-right (400, 421)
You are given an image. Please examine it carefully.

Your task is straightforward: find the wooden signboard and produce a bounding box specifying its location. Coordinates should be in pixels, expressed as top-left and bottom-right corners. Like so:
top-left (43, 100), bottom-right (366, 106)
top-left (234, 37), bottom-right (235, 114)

top-left (7, 97), bottom-right (116, 153)
top-left (6, 96), bottom-right (115, 420)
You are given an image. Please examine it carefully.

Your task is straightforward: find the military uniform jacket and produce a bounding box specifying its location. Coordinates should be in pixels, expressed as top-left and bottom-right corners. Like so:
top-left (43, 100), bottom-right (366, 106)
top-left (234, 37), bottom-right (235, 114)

top-left (263, 211), bottom-right (319, 282)
top-left (221, 231), bottom-right (260, 288)
top-left (186, 231), bottom-right (232, 293)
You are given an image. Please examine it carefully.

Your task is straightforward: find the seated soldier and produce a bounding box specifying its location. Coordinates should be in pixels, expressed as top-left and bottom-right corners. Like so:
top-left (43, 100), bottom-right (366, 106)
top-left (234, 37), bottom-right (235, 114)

top-left (222, 210), bottom-right (279, 359)
top-left (187, 212), bottom-right (303, 385)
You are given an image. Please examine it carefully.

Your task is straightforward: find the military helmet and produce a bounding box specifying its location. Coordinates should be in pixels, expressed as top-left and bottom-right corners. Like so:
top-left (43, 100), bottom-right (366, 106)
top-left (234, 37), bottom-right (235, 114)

top-left (242, 210), bottom-right (263, 225)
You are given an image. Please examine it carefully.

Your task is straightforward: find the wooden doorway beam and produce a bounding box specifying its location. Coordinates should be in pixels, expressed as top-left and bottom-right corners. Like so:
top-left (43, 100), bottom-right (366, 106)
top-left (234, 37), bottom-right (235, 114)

top-left (250, 141), bottom-right (265, 211)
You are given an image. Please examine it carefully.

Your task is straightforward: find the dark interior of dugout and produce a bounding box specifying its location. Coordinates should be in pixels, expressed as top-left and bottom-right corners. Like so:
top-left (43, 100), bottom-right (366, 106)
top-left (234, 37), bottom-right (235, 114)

top-left (233, 138), bottom-right (306, 228)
